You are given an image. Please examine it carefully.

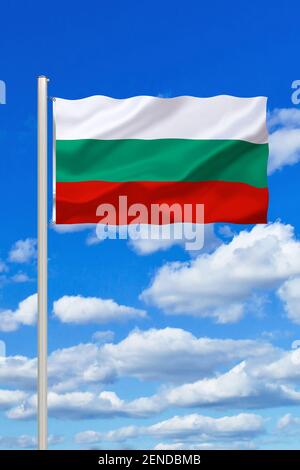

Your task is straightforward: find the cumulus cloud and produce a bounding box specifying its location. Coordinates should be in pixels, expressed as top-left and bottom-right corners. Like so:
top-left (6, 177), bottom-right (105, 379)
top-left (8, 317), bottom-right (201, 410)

top-left (96, 328), bottom-right (274, 383)
top-left (141, 223), bottom-right (300, 323)
top-left (0, 328), bottom-right (273, 392)
top-left (0, 294), bottom-right (37, 332)
top-left (75, 412), bottom-right (264, 444)
top-left (7, 390), bottom-right (131, 420)
top-left (121, 360), bottom-right (300, 417)
top-left (6, 340), bottom-right (300, 421)
top-left (53, 295), bottom-right (147, 324)
top-left (252, 346), bottom-right (300, 383)
top-left (142, 366), bottom-right (295, 412)
top-left (5, 353), bottom-right (300, 421)
top-left (8, 239), bottom-right (37, 263)
top-left (5, 329), bottom-right (297, 422)
top-left (277, 277), bottom-right (300, 324)
top-left (268, 108), bottom-right (300, 174)
top-left (2, 328), bottom-right (300, 422)
top-left (0, 355), bottom-right (36, 390)
top-left (4, 380), bottom-right (271, 421)
top-left (0, 389), bottom-right (27, 410)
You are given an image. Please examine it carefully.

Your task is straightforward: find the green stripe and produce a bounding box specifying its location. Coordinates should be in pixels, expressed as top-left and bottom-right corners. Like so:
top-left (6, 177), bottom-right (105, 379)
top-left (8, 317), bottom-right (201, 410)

top-left (56, 139), bottom-right (268, 188)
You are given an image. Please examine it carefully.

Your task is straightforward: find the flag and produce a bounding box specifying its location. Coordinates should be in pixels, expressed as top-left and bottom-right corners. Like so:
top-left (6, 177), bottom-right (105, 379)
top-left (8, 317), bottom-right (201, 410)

top-left (53, 95), bottom-right (268, 225)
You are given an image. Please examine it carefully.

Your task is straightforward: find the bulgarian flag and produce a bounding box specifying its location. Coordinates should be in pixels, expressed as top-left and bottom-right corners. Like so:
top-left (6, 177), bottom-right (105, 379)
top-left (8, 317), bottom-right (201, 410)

top-left (53, 95), bottom-right (268, 225)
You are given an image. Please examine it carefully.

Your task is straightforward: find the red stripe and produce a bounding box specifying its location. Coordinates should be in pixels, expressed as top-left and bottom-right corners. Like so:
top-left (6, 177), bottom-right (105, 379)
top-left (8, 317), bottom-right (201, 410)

top-left (55, 181), bottom-right (268, 224)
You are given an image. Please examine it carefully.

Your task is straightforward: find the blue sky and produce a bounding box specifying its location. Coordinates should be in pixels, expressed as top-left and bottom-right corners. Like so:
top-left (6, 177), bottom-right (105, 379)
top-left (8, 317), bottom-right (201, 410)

top-left (0, 0), bottom-right (300, 449)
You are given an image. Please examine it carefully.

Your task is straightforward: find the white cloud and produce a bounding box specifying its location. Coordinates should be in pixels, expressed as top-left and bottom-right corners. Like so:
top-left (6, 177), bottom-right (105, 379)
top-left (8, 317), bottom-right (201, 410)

top-left (129, 233), bottom-right (183, 255)
top-left (0, 327), bottom-right (275, 394)
top-left (141, 223), bottom-right (300, 323)
top-left (3, 328), bottom-right (300, 423)
top-left (0, 260), bottom-right (8, 273)
top-left (4, 379), bottom-right (272, 421)
top-left (7, 390), bottom-right (131, 420)
top-left (268, 108), bottom-right (300, 130)
top-left (53, 295), bottom-right (147, 324)
top-left (154, 441), bottom-right (256, 450)
top-left (5, 340), bottom-right (300, 420)
top-left (47, 343), bottom-right (116, 392)
top-left (277, 413), bottom-right (300, 430)
top-left (252, 347), bottom-right (300, 383)
top-left (92, 330), bottom-right (115, 343)
top-left (8, 238), bottom-right (37, 263)
top-left (0, 355), bottom-right (36, 389)
top-left (75, 430), bottom-right (101, 444)
top-left (0, 294), bottom-right (37, 332)
top-left (0, 434), bottom-right (63, 449)
top-left (11, 272), bottom-right (30, 283)
top-left (129, 224), bottom-right (220, 255)
top-left (0, 435), bottom-right (36, 449)
top-left (86, 232), bottom-right (104, 246)
top-left (268, 108), bottom-right (300, 174)
top-left (124, 412), bottom-right (264, 440)
top-left (97, 328), bottom-right (274, 383)
top-left (269, 128), bottom-right (300, 174)
top-left (75, 412), bottom-right (264, 444)
top-left (0, 389), bottom-right (27, 409)
top-left (277, 277), bottom-right (300, 324)
top-left (108, 342), bottom-right (297, 414)
top-left (126, 361), bottom-right (300, 416)
top-left (165, 363), bottom-right (300, 408)
top-left (0, 341), bottom-right (5, 357)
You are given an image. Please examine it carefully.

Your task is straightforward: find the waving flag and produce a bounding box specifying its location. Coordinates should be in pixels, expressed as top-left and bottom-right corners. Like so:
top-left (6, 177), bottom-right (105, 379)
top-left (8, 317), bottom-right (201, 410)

top-left (53, 95), bottom-right (268, 224)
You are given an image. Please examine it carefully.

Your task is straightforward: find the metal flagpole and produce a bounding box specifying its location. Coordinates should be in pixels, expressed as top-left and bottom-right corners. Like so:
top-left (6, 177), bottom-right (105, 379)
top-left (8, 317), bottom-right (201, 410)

top-left (37, 75), bottom-right (48, 450)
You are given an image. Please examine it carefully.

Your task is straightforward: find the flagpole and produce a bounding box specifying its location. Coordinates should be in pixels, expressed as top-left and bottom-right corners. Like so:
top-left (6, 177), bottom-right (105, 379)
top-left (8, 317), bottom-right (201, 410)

top-left (37, 75), bottom-right (48, 450)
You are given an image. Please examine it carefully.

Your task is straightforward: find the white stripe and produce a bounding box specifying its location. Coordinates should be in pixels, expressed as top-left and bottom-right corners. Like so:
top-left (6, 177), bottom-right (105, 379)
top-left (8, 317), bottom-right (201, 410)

top-left (54, 95), bottom-right (268, 144)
